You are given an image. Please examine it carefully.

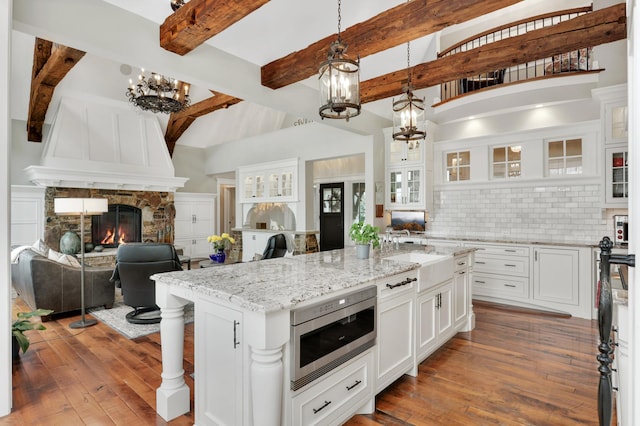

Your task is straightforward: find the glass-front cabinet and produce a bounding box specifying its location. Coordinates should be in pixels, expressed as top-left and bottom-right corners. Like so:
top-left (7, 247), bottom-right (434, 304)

top-left (605, 147), bottom-right (629, 206)
top-left (239, 158), bottom-right (298, 203)
top-left (387, 138), bottom-right (424, 166)
top-left (387, 166), bottom-right (424, 209)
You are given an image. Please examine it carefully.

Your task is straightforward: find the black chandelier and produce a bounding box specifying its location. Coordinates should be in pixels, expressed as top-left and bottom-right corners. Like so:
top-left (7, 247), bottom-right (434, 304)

top-left (318, 0), bottom-right (361, 121)
top-left (392, 41), bottom-right (426, 142)
top-left (126, 69), bottom-right (191, 114)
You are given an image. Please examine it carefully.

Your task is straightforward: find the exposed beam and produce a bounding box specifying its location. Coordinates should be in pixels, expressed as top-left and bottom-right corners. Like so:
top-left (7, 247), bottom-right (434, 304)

top-left (261, 0), bottom-right (523, 90)
top-left (27, 39), bottom-right (85, 142)
top-left (165, 91), bottom-right (243, 156)
top-left (160, 0), bottom-right (270, 56)
top-left (360, 3), bottom-right (627, 103)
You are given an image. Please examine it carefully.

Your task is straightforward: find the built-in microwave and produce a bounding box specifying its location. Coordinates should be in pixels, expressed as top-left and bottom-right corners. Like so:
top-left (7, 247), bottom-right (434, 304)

top-left (613, 215), bottom-right (628, 246)
top-left (289, 286), bottom-right (377, 391)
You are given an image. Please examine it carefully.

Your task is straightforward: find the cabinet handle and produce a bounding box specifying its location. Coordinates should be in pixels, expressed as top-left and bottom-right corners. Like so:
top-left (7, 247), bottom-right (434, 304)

top-left (386, 277), bottom-right (417, 289)
top-left (233, 320), bottom-right (240, 349)
top-left (504, 284), bottom-right (516, 288)
top-left (475, 280), bottom-right (486, 284)
top-left (346, 380), bottom-right (362, 391)
top-left (458, 271), bottom-right (466, 275)
top-left (475, 261), bottom-right (486, 264)
top-left (313, 400), bottom-right (332, 414)
top-left (535, 251), bottom-right (538, 261)
top-left (504, 249), bottom-right (517, 253)
top-left (457, 261), bottom-right (466, 266)
top-left (504, 264), bottom-right (517, 267)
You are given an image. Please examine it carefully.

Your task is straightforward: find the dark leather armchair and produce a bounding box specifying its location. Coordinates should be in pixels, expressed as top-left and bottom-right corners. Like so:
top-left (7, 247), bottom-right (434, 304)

top-left (262, 234), bottom-right (288, 259)
top-left (110, 243), bottom-right (182, 324)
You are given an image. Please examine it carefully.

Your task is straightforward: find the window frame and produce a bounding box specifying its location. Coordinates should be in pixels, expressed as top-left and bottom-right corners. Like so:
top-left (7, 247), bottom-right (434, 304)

top-left (490, 144), bottom-right (522, 180)
top-left (444, 150), bottom-right (471, 182)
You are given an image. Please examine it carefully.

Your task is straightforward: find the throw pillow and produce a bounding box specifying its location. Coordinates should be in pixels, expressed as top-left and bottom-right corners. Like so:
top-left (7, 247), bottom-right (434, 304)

top-left (48, 249), bottom-right (81, 268)
top-left (31, 239), bottom-right (49, 257)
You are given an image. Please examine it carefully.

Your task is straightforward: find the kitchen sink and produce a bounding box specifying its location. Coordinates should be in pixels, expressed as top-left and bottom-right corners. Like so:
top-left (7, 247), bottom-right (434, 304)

top-left (386, 252), bottom-right (454, 291)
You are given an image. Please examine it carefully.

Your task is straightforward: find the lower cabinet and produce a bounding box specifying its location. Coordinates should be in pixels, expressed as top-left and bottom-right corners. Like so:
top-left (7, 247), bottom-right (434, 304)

top-left (416, 280), bottom-right (454, 363)
top-left (291, 350), bottom-right (374, 426)
top-left (174, 193), bottom-right (216, 258)
top-left (196, 298), bottom-right (243, 426)
top-left (613, 301), bottom-right (629, 426)
top-left (453, 253), bottom-right (471, 331)
top-left (376, 271), bottom-right (417, 393)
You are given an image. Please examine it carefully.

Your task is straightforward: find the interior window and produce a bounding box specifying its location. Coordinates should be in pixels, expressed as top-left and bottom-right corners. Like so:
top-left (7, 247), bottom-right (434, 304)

top-left (492, 145), bottom-right (521, 179)
top-left (445, 151), bottom-right (471, 182)
top-left (352, 182), bottom-right (366, 222)
top-left (547, 138), bottom-right (582, 176)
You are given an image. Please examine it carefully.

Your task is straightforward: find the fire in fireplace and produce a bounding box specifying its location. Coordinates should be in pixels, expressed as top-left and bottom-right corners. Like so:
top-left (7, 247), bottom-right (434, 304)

top-left (92, 204), bottom-right (142, 247)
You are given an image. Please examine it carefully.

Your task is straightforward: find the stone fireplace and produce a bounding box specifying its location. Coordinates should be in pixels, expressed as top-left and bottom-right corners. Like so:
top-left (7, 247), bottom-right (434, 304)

top-left (44, 187), bottom-right (175, 252)
top-left (92, 204), bottom-right (142, 247)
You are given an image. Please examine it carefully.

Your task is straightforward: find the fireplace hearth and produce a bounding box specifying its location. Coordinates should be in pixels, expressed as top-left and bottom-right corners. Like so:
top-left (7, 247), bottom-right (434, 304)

top-left (92, 204), bottom-right (142, 247)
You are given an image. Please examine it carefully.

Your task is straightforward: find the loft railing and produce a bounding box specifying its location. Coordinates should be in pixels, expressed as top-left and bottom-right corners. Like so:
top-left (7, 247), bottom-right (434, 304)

top-left (439, 7), bottom-right (594, 103)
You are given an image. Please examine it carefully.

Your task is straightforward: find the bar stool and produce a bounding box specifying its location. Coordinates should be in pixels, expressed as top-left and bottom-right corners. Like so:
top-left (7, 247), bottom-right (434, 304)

top-left (178, 254), bottom-right (191, 270)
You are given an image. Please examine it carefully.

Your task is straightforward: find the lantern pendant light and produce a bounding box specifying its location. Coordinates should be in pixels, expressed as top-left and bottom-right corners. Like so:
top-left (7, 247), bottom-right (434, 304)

top-left (392, 41), bottom-right (426, 143)
top-left (319, 0), bottom-right (361, 121)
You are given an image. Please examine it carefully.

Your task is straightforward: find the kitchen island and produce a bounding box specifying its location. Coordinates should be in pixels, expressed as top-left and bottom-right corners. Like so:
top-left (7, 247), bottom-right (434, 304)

top-left (152, 244), bottom-right (473, 425)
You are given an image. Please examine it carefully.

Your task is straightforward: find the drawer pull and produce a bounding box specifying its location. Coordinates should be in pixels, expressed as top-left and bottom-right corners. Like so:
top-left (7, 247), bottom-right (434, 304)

top-left (504, 249), bottom-right (517, 253)
top-left (386, 277), bottom-right (417, 289)
top-left (475, 280), bottom-right (486, 284)
top-left (504, 264), bottom-right (517, 267)
top-left (504, 284), bottom-right (516, 288)
top-left (457, 261), bottom-right (466, 266)
top-left (313, 400), bottom-right (332, 414)
top-left (458, 271), bottom-right (466, 275)
top-left (346, 379), bottom-right (362, 391)
top-left (475, 261), bottom-right (486, 264)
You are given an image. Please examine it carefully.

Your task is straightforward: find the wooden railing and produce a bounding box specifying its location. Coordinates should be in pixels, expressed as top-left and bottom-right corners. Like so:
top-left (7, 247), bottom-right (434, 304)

top-left (439, 7), bottom-right (594, 102)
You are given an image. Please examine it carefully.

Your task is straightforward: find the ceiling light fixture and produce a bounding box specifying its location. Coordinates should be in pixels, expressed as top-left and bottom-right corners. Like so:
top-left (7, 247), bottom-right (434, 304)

top-left (126, 69), bottom-right (191, 114)
top-left (392, 40), bottom-right (426, 143)
top-left (170, 0), bottom-right (186, 11)
top-left (318, 0), bottom-right (361, 121)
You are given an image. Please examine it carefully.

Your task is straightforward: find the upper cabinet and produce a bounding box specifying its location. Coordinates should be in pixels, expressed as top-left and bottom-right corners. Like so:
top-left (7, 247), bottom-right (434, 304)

top-left (605, 147), bottom-right (629, 206)
top-left (387, 137), bottom-right (424, 166)
top-left (239, 158), bottom-right (298, 203)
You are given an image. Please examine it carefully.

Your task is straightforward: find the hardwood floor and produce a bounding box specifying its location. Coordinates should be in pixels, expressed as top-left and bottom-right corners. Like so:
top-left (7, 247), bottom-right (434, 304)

top-left (5, 297), bottom-right (603, 425)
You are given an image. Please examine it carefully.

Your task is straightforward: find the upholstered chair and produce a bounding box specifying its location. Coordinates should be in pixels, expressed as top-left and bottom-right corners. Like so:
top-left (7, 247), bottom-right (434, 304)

top-left (262, 234), bottom-right (288, 259)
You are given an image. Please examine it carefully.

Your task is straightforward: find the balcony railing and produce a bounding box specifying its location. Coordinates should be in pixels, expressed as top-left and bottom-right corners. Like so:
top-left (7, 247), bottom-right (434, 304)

top-left (439, 7), bottom-right (594, 103)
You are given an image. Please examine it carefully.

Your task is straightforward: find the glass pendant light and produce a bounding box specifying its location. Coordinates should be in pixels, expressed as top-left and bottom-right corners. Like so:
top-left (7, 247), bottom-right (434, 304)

top-left (392, 41), bottom-right (426, 143)
top-left (318, 0), bottom-right (361, 121)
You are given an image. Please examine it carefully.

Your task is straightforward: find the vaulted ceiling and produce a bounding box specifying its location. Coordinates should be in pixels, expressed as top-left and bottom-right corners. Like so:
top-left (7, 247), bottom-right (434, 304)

top-left (14, 0), bottom-right (626, 152)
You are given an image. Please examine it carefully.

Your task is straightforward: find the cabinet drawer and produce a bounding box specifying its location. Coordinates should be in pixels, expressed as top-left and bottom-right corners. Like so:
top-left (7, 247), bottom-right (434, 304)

top-left (471, 243), bottom-right (529, 257)
top-left (454, 255), bottom-right (469, 272)
top-left (378, 271), bottom-right (418, 300)
top-left (472, 273), bottom-right (529, 298)
top-left (474, 254), bottom-right (529, 277)
top-left (292, 351), bottom-right (372, 426)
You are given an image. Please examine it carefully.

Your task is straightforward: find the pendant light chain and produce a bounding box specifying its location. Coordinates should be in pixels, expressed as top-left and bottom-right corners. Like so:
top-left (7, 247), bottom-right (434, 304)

top-left (337, 0), bottom-right (342, 41)
top-left (406, 40), bottom-right (412, 88)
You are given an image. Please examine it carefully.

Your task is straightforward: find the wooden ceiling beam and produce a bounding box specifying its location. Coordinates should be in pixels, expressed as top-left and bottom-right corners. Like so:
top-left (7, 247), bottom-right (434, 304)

top-left (165, 91), bottom-right (243, 156)
top-left (160, 0), bottom-right (270, 56)
top-left (360, 3), bottom-right (627, 103)
top-left (27, 39), bottom-right (85, 142)
top-left (261, 0), bottom-right (524, 90)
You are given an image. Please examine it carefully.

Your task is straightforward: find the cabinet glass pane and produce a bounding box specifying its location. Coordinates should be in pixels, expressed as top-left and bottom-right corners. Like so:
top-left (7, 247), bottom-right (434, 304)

top-left (493, 163), bottom-right (506, 179)
top-left (508, 146), bottom-right (521, 161)
top-left (612, 106), bottom-right (628, 140)
top-left (269, 174), bottom-right (279, 197)
top-left (389, 140), bottom-right (404, 164)
top-left (281, 172), bottom-right (293, 197)
top-left (612, 183), bottom-right (627, 198)
top-left (566, 139), bottom-right (582, 156)
top-left (548, 141), bottom-right (563, 158)
top-left (565, 157), bottom-right (582, 175)
top-left (255, 176), bottom-right (264, 197)
top-left (407, 170), bottom-right (421, 203)
top-left (459, 166), bottom-right (470, 181)
top-left (244, 176), bottom-right (254, 198)
top-left (406, 144), bottom-right (421, 162)
top-left (390, 171), bottom-right (402, 203)
top-left (459, 151), bottom-right (470, 166)
top-left (493, 147), bottom-right (506, 162)
top-left (548, 159), bottom-right (564, 176)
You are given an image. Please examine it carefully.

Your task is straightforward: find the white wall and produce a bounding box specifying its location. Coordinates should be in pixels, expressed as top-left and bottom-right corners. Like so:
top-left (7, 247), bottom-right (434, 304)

top-left (1, 0), bottom-right (12, 416)
top-left (10, 120), bottom-right (44, 185)
top-left (172, 145), bottom-right (217, 193)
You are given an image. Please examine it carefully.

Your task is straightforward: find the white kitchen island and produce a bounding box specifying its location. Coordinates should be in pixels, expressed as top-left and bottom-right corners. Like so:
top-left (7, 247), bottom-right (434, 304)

top-left (152, 245), bottom-right (474, 425)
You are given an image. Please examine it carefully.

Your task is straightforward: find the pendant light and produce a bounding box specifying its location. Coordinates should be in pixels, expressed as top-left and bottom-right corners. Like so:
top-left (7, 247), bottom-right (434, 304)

top-left (318, 0), bottom-right (361, 121)
top-left (392, 41), bottom-right (426, 143)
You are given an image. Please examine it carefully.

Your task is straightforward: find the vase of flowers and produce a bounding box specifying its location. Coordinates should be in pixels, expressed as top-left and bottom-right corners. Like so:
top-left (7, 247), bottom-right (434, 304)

top-left (207, 233), bottom-right (235, 263)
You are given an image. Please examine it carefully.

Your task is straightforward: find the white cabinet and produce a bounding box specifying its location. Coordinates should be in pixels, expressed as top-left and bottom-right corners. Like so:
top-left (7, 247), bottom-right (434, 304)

top-left (10, 185), bottom-right (45, 246)
top-left (453, 253), bottom-right (471, 331)
top-left (471, 243), bottom-right (530, 301)
top-left (291, 350), bottom-right (374, 426)
top-left (386, 166), bottom-right (425, 210)
top-left (416, 280), bottom-right (453, 362)
top-left (196, 298), bottom-right (243, 426)
top-left (174, 193), bottom-right (216, 258)
top-left (386, 137), bottom-right (424, 166)
top-left (375, 271), bottom-right (417, 393)
top-left (239, 158), bottom-right (298, 203)
top-left (604, 146), bottom-right (629, 206)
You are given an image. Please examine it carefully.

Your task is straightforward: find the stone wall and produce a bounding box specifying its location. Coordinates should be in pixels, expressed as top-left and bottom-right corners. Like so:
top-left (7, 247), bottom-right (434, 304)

top-left (44, 188), bottom-right (175, 251)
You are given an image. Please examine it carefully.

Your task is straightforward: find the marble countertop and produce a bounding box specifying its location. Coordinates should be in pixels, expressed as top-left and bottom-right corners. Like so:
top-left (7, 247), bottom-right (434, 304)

top-left (425, 235), bottom-right (599, 248)
top-left (233, 228), bottom-right (319, 234)
top-left (152, 244), bottom-right (468, 314)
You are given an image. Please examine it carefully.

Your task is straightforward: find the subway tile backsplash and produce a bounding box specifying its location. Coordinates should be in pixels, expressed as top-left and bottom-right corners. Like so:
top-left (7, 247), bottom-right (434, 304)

top-left (427, 184), bottom-right (623, 245)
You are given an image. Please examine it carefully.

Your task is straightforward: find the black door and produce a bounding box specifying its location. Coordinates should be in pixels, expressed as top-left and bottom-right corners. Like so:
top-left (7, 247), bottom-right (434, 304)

top-left (319, 183), bottom-right (344, 251)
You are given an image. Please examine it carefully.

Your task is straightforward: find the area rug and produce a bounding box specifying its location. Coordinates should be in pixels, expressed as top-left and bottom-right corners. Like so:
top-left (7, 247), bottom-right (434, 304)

top-left (88, 297), bottom-right (194, 340)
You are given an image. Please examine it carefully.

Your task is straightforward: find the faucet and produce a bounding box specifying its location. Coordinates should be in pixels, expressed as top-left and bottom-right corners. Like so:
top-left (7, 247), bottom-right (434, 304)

top-left (392, 235), bottom-right (400, 250)
top-left (403, 229), bottom-right (411, 237)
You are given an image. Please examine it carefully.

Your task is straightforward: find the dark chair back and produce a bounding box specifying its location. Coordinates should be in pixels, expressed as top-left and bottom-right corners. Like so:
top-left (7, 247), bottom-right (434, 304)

top-left (111, 243), bottom-right (182, 309)
top-left (262, 234), bottom-right (288, 259)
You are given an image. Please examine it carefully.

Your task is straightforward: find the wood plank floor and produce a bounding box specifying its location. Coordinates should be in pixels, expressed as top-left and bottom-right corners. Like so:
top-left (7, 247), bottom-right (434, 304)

top-left (5, 297), bottom-right (604, 425)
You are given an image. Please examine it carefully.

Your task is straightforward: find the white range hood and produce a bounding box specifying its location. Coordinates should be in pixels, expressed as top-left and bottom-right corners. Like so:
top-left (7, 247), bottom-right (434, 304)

top-left (25, 96), bottom-right (189, 192)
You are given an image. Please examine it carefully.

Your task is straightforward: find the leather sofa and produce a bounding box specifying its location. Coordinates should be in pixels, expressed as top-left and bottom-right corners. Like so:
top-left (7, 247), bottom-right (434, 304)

top-left (11, 248), bottom-right (115, 320)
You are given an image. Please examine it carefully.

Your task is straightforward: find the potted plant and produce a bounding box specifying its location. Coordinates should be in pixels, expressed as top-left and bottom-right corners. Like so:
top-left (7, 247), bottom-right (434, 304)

top-left (12, 308), bottom-right (53, 359)
top-left (349, 221), bottom-right (381, 259)
top-left (207, 233), bottom-right (236, 263)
